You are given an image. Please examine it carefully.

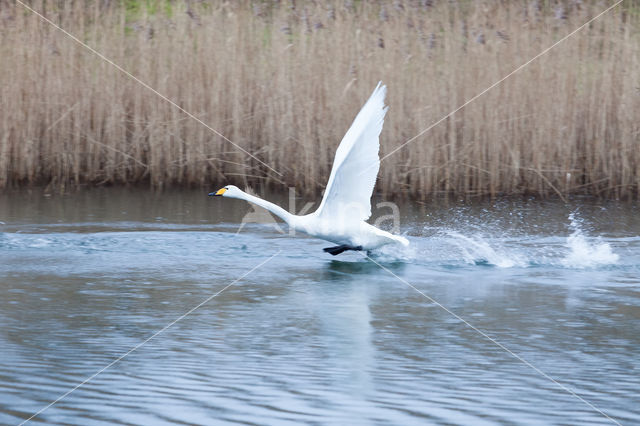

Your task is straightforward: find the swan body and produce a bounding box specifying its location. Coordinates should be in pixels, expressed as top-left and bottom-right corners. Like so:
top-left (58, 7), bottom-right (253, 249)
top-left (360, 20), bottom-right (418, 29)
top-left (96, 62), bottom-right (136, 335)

top-left (210, 82), bottom-right (409, 254)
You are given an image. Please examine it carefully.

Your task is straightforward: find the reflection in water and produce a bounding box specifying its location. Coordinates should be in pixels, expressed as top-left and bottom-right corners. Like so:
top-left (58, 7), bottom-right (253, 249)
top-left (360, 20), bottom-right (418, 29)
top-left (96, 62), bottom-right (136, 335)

top-left (323, 259), bottom-right (406, 280)
top-left (0, 189), bottom-right (639, 424)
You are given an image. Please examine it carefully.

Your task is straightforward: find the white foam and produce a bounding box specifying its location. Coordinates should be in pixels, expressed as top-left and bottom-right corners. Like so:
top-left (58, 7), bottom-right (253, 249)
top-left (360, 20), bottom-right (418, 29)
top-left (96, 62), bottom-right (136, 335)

top-left (370, 239), bottom-right (416, 261)
top-left (446, 231), bottom-right (527, 268)
top-left (561, 213), bottom-right (619, 268)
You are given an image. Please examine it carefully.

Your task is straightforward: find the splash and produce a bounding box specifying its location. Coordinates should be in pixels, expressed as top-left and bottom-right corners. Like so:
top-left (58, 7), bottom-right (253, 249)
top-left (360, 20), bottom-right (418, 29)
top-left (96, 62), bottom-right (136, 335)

top-left (445, 231), bottom-right (527, 268)
top-left (369, 209), bottom-right (625, 269)
top-left (369, 238), bottom-right (417, 262)
top-left (561, 213), bottom-right (619, 268)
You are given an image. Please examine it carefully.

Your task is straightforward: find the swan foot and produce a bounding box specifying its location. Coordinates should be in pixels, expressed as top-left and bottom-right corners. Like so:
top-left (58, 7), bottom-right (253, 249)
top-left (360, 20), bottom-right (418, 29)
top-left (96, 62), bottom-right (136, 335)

top-left (322, 245), bottom-right (363, 256)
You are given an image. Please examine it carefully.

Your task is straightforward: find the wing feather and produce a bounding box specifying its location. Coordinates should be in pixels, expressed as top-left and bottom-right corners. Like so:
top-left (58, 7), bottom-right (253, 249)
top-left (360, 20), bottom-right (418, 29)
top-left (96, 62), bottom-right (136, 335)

top-left (315, 82), bottom-right (387, 222)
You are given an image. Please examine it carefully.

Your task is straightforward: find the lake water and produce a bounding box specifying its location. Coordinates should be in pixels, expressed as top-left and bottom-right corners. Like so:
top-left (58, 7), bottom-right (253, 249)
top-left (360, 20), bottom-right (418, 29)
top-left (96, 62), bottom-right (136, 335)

top-left (1, 188), bottom-right (639, 425)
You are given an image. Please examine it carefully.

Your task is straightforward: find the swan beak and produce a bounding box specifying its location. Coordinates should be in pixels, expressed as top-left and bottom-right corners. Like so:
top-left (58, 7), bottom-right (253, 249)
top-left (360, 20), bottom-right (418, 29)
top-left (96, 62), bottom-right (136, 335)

top-left (209, 188), bottom-right (226, 196)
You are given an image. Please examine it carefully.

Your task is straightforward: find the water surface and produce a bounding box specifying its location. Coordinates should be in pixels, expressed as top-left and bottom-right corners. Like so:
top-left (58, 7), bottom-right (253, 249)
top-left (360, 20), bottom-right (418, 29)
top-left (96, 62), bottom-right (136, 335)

top-left (1, 189), bottom-right (639, 425)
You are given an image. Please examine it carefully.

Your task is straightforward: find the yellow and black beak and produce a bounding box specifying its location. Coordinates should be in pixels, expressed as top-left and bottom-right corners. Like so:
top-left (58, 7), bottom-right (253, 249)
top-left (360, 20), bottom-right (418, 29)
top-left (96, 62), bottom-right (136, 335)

top-left (208, 188), bottom-right (226, 197)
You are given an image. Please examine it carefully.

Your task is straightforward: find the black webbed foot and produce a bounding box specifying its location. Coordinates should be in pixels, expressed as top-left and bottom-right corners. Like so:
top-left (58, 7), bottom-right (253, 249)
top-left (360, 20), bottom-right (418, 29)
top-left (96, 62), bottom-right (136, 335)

top-left (322, 245), bottom-right (363, 256)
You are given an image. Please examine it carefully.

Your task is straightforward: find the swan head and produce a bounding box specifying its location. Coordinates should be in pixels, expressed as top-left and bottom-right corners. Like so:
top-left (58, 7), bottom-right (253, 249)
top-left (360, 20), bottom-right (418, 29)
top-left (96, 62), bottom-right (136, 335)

top-left (209, 185), bottom-right (243, 199)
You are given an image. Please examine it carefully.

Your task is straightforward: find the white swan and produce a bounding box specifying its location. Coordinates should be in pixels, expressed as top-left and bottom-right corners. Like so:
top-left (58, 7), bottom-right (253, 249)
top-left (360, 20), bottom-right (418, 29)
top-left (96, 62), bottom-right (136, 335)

top-left (210, 82), bottom-right (409, 255)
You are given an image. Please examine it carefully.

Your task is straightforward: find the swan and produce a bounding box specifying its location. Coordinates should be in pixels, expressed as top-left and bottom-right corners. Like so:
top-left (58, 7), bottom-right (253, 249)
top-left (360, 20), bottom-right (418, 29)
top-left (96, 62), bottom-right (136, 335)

top-left (209, 82), bottom-right (409, 255)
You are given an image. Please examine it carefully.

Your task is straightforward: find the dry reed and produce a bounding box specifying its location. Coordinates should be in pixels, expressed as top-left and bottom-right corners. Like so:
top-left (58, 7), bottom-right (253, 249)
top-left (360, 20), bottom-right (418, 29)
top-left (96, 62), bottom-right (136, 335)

top-left (1, 0), bottom-right (639, 199)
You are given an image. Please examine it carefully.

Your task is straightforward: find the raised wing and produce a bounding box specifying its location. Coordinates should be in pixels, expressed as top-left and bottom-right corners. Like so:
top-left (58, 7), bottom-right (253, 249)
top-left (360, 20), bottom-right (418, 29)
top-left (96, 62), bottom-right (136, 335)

top-left (315, 82), bottom-right (387, 222)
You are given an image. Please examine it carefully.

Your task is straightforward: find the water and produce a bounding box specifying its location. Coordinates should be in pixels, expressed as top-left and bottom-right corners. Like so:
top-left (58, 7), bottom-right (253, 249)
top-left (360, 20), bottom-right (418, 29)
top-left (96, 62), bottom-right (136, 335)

top-left (1, 188), bottom-right (639, 425)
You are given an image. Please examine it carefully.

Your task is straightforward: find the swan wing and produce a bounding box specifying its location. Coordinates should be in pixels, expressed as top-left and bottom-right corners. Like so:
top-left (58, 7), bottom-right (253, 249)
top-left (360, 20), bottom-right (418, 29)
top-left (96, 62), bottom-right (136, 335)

top-left (315, 82), bottom-right (387, 222)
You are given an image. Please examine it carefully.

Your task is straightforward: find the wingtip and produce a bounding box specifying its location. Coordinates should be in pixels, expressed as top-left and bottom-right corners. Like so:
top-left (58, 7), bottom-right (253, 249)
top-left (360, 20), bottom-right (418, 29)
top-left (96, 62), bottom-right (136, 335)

top-left (368, 81), bottom-right (387, 107)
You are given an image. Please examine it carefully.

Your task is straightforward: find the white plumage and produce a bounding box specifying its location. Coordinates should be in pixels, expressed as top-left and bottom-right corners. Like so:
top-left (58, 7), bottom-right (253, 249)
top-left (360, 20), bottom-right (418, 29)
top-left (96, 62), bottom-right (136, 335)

top-left (211, 82), bottom-right (409, 255)
top-left (316, 82), bottom-right (386, 222)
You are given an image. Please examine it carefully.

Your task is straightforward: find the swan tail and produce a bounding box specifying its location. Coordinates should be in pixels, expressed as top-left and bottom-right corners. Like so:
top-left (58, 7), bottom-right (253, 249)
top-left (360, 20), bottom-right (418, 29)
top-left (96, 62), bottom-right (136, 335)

top-left (369, 226), bottom-right (410, 248)
top-left (394, 235), bottom-right (410, 246)
top-left (380, 233), bottom-right (409, 247)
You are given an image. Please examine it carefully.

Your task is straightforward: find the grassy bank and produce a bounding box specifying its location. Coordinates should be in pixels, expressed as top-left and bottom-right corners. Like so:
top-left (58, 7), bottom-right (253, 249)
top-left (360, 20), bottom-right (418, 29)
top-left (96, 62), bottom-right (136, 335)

top-left (2, 0), bottom-right (639, 199)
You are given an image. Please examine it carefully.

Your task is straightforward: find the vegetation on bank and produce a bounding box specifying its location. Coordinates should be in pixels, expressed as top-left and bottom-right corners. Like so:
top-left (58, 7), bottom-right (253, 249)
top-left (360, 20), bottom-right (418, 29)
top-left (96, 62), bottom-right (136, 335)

top-left (2, 0), bottom-right (639, 199)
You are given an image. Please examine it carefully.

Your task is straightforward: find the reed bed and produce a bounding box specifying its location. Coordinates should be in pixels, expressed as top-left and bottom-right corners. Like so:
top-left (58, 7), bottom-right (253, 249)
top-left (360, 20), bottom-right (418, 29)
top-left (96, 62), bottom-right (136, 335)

top-left (1, 0), bottom-right (639, 199)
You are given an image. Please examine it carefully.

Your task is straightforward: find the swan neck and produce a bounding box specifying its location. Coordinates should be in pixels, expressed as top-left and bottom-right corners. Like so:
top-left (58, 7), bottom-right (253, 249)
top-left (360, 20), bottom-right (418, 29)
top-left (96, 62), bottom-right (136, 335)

top-left (240, 192), bottom-right (293, 224)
